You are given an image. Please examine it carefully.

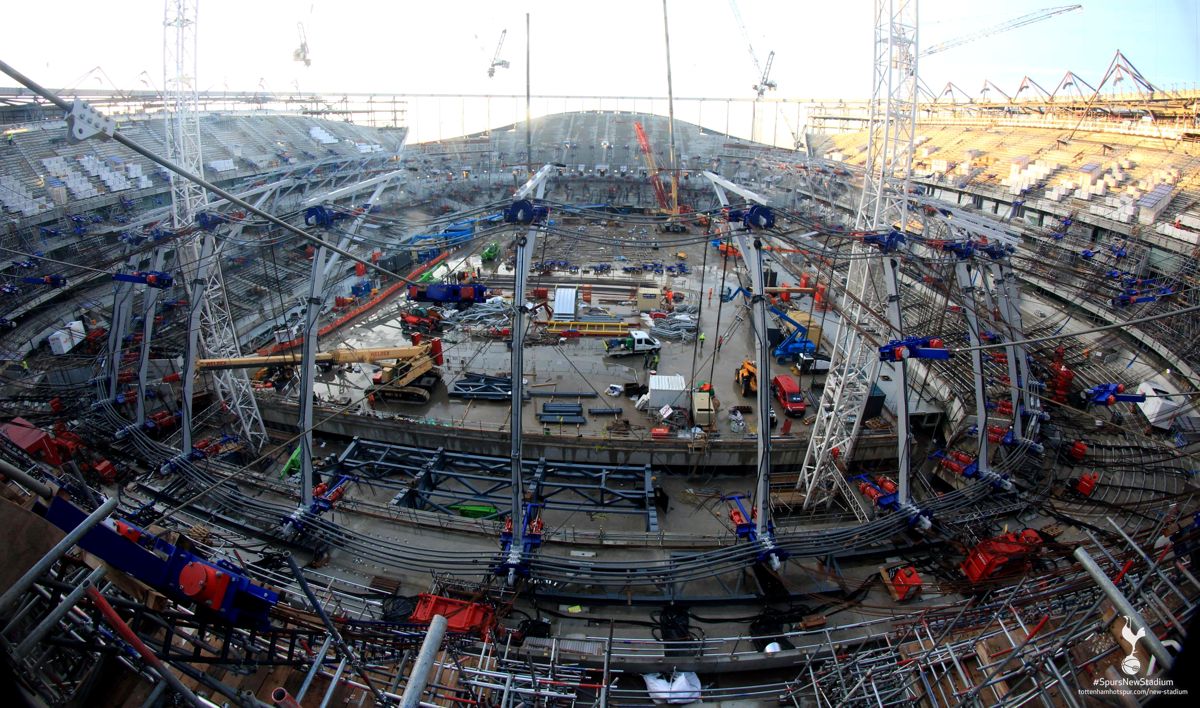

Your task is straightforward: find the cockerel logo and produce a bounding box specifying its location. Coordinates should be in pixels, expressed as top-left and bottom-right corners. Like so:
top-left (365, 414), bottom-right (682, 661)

top-left (1119, 616), bottom-right (1147, 675)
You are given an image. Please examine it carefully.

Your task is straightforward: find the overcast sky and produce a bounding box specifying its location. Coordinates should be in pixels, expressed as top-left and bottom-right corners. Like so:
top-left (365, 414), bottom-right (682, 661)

top-left (6, 1), bottom-right (1198, 100)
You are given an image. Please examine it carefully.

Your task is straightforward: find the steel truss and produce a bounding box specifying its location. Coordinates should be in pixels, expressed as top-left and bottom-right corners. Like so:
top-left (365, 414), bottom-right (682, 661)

top-left (797, 0), bottom-right (919, 517)
top-left (336, 438), bottom-right (660, 530)
top-left (165, 0), bottom-right (267, 454)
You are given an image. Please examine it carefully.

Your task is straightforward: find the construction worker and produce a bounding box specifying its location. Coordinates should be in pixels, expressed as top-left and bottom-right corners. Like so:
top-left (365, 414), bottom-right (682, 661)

top-left (651, 352), bottom-right (660, 369)
top-left (698, 332), bottom-right (706, 349)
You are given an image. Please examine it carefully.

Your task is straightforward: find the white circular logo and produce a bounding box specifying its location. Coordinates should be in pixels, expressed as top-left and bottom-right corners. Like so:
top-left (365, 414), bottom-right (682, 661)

top-left (1120, 655), bottom-right (1141, 676)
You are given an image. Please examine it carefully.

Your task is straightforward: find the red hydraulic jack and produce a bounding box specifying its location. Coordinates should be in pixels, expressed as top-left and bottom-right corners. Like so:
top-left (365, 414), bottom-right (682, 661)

top-left (880, 564), bottom-right (923, 602)
top-left (960, 529), bottom-right (1044, 584)
top-left (1074, 472), bottom-right (1099, 497)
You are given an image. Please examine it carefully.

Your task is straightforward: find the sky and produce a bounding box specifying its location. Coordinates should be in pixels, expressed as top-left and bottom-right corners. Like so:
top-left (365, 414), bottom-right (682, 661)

top-left (4, 1), bottom-right (1198, 103)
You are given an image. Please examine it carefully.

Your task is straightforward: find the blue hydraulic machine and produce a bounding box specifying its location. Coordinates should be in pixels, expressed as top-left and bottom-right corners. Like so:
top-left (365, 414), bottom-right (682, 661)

top-left (21, 274), bottom-right (67, 287)
top-left (722, 494), bottom-right (789, 565)
top-left (1112, 286), bottom-right (1172, 308)
top-left (281, 474), bottom-right (356, 537)
top-left (112, 270), bottom-right (174, 288)
top-left (41, 496), bottom-right (277, 627)
top-left (768, 306), bottom-right (817, 364)
top-left (494, 502), bottom-right (545, 580)
top-left (1083, 383), bottom-right (1146, 408)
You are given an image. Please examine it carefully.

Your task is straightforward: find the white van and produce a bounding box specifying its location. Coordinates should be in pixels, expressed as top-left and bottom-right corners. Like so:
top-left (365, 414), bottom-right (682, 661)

top-left (797, 353), bottom-right (832, 376)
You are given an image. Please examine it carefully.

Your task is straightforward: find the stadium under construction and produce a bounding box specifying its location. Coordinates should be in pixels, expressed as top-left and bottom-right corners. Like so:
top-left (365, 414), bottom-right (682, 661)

top-left (2, 1), bottom-right (1200, 705)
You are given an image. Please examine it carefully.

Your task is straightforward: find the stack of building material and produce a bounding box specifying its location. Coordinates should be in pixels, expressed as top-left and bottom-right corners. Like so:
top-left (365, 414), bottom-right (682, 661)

top-left (1136, 183), bottom-right (1174, 225)
top-left (538, 403), bottom-right (586, 425)
top-left (552, 287), bottom-right (577, 322)
top-left (1001, 156), bottom-right (1058, 195)
top-left (448, 373), bottom-right (511, 400)
top-left (647, 312), bottom-right (697, 341)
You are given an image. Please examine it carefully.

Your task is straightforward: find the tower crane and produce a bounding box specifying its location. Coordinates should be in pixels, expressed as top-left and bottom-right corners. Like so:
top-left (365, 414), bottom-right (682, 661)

top-left (920, 5), bottom-right (1081, 57)
top-left (294, 23), bottom-right (311, 67)
top-left (728, 1), bottom-right (777, 98)
top-left (488, 29), bottom-right (510, 78)
top-left (753, 50), bottom-right (777, 99)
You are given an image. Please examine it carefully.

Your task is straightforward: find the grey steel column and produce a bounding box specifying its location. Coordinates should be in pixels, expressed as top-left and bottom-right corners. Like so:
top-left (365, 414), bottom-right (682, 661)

top-left (1074, 546), bottom-right (1174, 671)
top-left (399, 614), bottom-right (448, 708)
top-left (135, 248), bottom-right (168, 426)
top-left (179, 234), bottom-right (215, 453)
top-left (955, 260), bottom-right (993, 482)
top-left (298, 243), bottom-right (328, 508)
top-left (881, 255), bottom-right (911, 504)
top-left (106, 254), bottom-right (140, 398)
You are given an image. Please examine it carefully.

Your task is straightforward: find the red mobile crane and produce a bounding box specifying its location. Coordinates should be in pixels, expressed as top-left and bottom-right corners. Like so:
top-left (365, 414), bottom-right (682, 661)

top-left (633, 121), bottom-right (698, 233)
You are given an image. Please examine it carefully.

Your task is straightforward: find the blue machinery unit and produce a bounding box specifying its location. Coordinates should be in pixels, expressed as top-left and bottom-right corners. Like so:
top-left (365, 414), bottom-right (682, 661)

top-left (282, 474), bottom-right (356, 536)
top-left (769, 306), bottom-right (817, 363)
top-left (494, 502), bottom-right (545, 579)
top-left (112, 271), bottom-right (174, 289)
top-left (723, 494), bottom-right (789, 565)
top-left (41, 496), bottom-right (278, 627)
top-left (1083, 383), bottom-right (1146, 407)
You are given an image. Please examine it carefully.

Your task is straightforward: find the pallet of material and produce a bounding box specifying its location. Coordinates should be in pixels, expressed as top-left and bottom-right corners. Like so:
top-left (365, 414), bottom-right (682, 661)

top-left (537, 414), bottom-right (587, 424)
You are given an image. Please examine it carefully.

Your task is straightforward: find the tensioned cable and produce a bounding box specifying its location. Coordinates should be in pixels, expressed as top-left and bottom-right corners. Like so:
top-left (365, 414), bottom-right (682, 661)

top-left (947, 303), bottom-right (1200, 353)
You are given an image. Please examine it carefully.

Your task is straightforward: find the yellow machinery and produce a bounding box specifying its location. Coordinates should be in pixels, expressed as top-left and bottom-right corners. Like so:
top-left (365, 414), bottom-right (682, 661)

top-left (735, 359), bottom-right (758, 397)
top-left (197, 341), bottom-right (445, 404)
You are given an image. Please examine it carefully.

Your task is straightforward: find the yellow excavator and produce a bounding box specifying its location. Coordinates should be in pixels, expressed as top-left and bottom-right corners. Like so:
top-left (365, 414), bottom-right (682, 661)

top-left (735, 359), bottom-right (758, 398)
top-left (196, 339), bottom-right (444, 404)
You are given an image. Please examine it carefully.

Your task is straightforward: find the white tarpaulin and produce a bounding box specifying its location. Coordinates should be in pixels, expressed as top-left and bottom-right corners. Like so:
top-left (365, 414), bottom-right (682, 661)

top-left (642, 672), bottom-right (701, 704)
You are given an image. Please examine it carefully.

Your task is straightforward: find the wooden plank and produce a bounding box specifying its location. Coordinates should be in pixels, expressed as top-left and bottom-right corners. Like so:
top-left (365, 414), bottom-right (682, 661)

top-left (0, 496), bottom-right (65, 590)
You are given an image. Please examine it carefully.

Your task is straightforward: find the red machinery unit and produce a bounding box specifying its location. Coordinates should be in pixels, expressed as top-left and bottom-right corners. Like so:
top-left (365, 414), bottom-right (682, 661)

top-left (938, 457), bottom-right (967, 475)
top-left (1047, 348), bottom-right (1075, 404)
top-left (178, 561), bottom-right (233, 609)
top-left (858, 480), bottom-right (884, 504)
top-left (882, 565), bottom-right (923, 602)
top-left (1067, 440), bottom-right (1088, 462)
top-left (960, 529), bottom-right (1043, 584)
top-left (875, 475), bottom-right (898, 494)
top-left (1074, 472), bottom-right (1099, 497)
top-left (410, 593), bottom-right (495, 636)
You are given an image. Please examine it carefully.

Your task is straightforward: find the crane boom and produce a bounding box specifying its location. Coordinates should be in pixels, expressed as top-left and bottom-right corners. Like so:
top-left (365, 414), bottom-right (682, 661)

top-left (753, 50), bottom-right (777, 98)
top-left (921, 5), bottom-right (1081, 57)
top-left (488, 29), bottom-right (510, 77)
top-left (633, 122), bottom-right (670, 212)
top-left (197, 343), bottom-right (440, 371)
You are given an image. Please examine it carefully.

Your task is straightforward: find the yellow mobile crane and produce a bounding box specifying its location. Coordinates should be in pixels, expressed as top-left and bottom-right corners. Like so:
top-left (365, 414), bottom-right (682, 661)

top-left (196, 340), bottom-right (445, 404)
